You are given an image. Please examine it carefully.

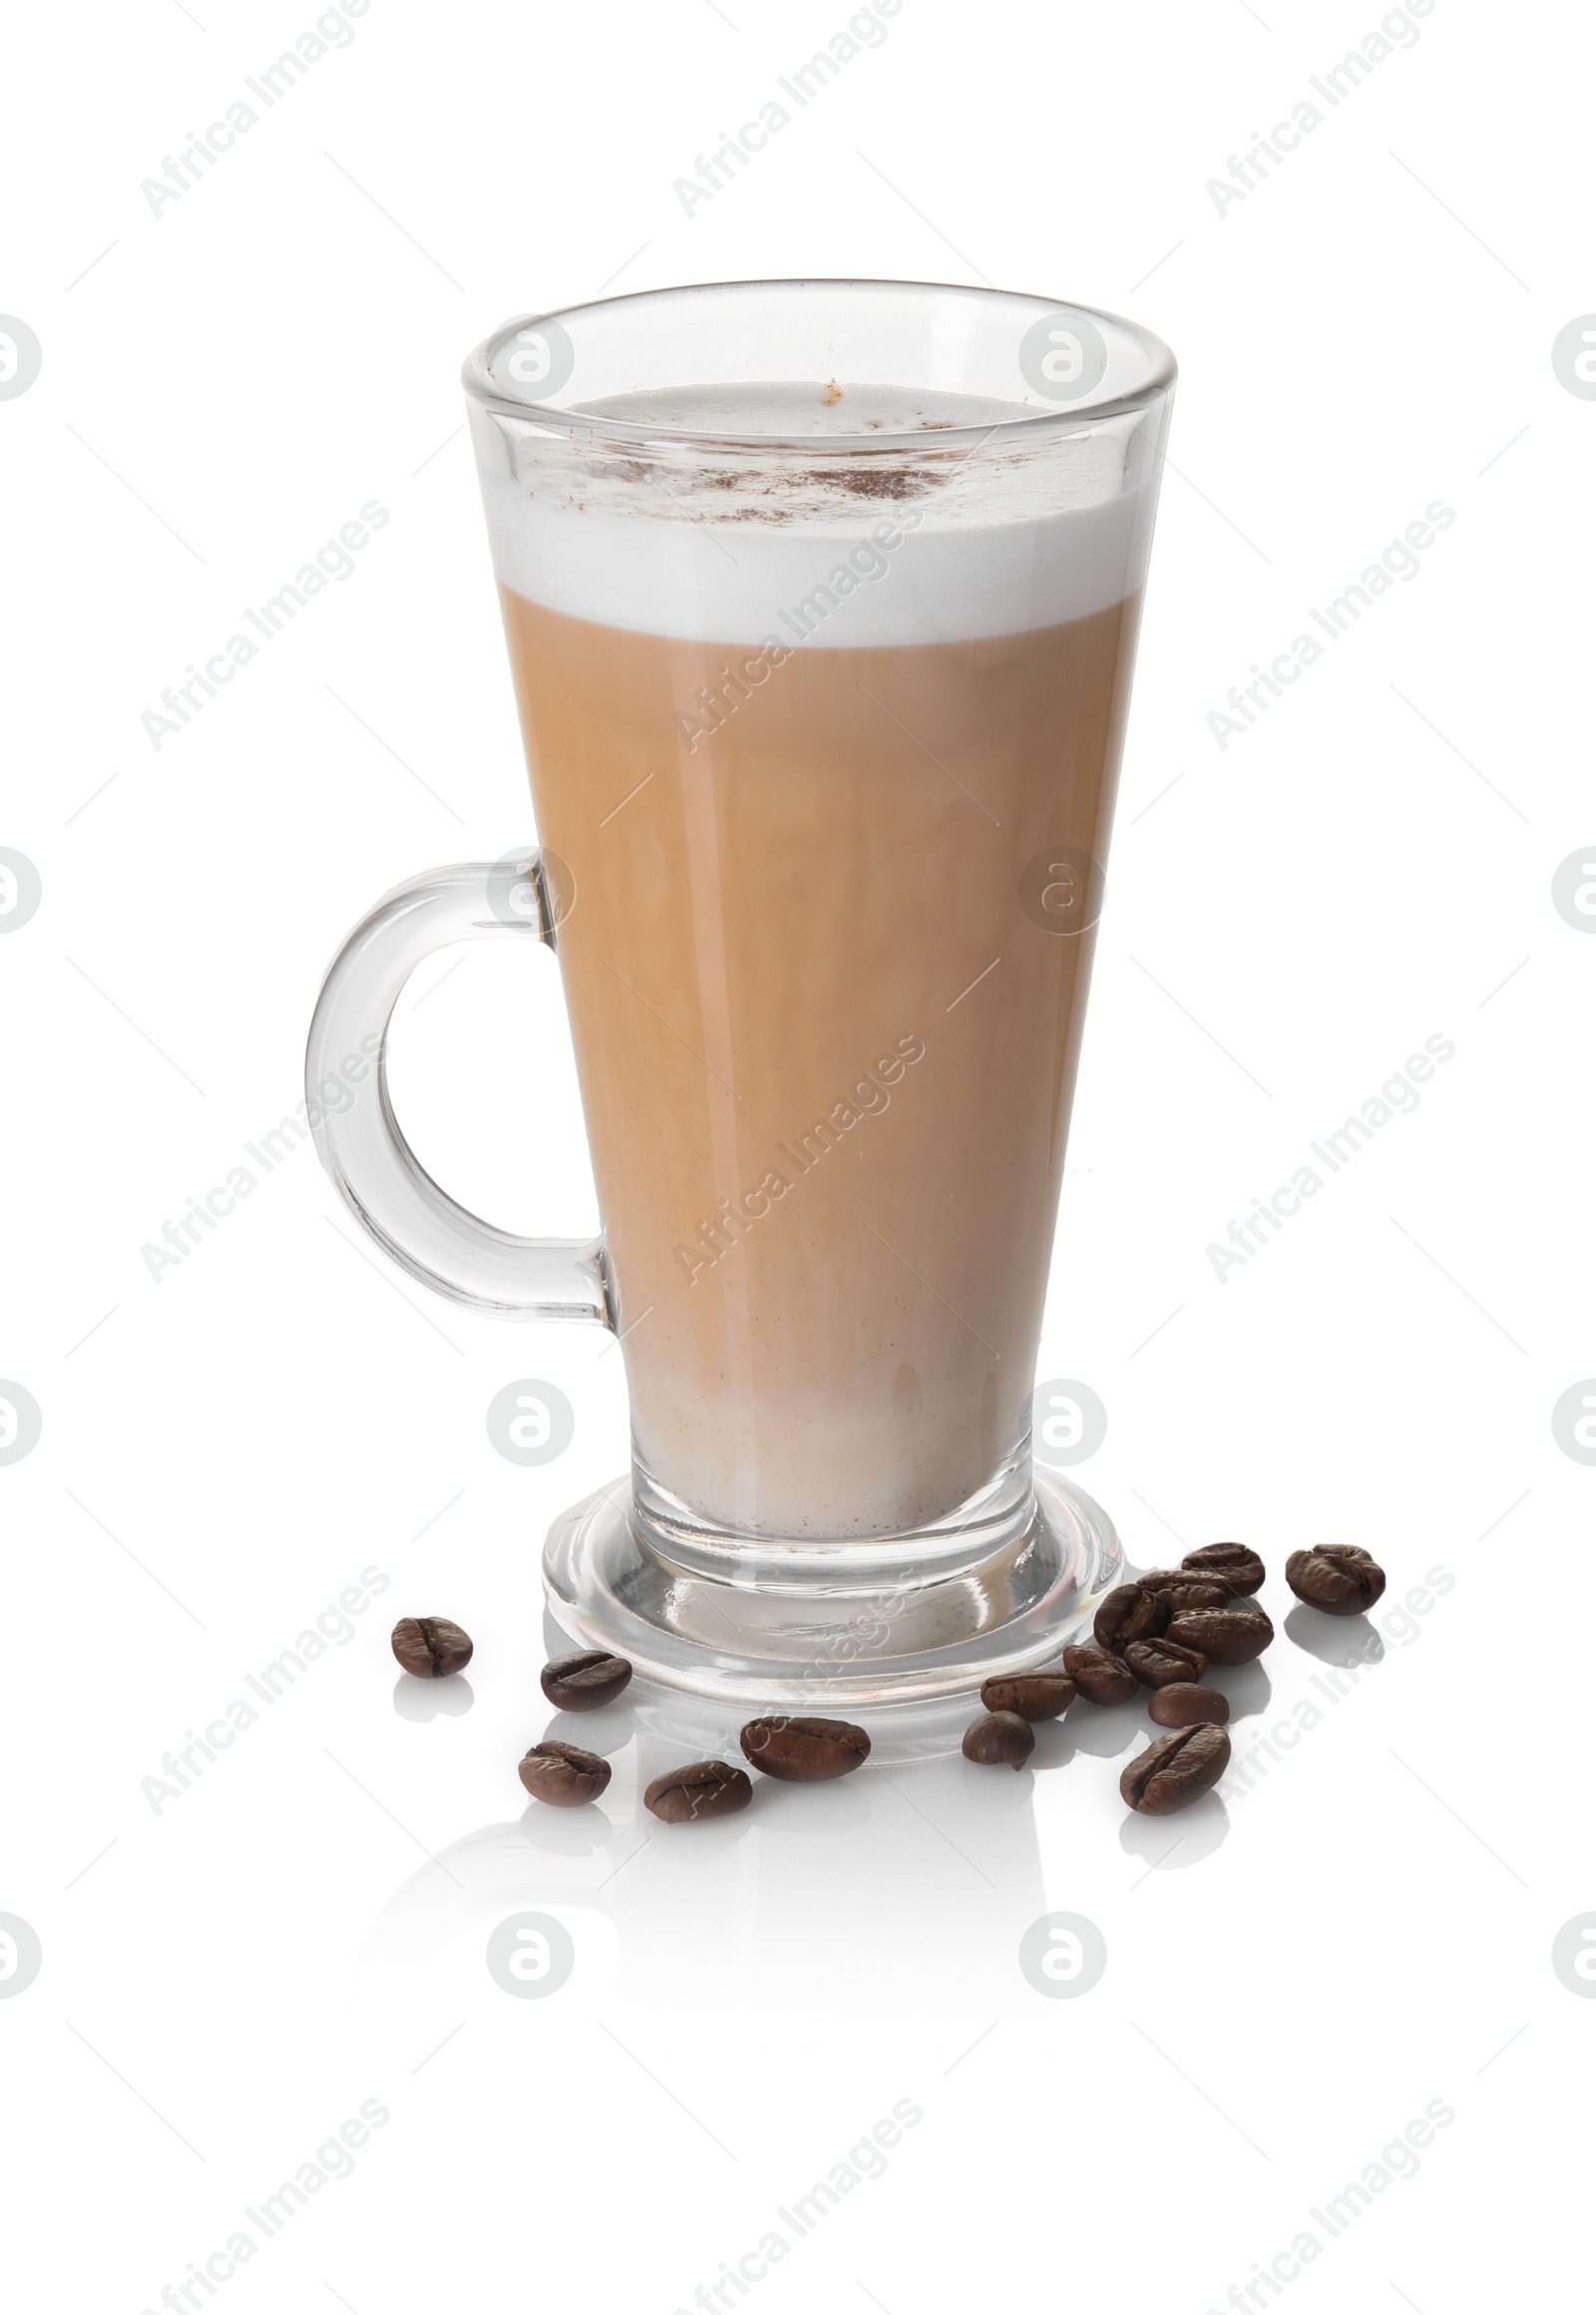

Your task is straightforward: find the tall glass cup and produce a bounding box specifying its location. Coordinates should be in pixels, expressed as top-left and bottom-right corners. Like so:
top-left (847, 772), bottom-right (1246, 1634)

top-left (306, 279), bottom-right (1174, 1702)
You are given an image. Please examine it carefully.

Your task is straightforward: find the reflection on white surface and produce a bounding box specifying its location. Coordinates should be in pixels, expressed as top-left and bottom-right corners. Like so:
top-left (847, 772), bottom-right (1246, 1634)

top-left (1212, 1661), bottom-right (1273, 1720)
top-left (1118, 1791), bottom-right (1229, 1868)
top-left (354, 1652), bottom-right (1251, 2001)
top-left (392, 1672), bottom-right (477, 1722)
top-left (1283, 1605), bottom-right (1385, 1668)
top-left (356, 1678), bottom-right (1054, 1996)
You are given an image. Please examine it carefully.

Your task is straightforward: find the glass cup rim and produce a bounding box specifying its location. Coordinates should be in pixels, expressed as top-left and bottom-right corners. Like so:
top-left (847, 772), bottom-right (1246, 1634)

top-left (461, 275), bottom-right (1176, 455)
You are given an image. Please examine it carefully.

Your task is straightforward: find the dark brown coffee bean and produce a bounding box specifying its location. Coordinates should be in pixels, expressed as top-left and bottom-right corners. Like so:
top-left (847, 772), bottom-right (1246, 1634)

top-left (739, 1717), bottom-right (870, 1781)
top-left (540, 1650), bottom-right (633, 1711)
top-left (979, 1672), bottom-right (1076, 1722)
top-left (1122, 1637), bottom-right (1208, 1689)
top-left (518, 1740), bottom-right (610, 1807)
top-left (1285, 1544), bottom-right (1387, 1617)
top-left (644, 1759), bottom-right (753, 1823)
top-left (1062, 1644), bottom-right (1140, 1706)
top-left (1180, 1543), bottom-right (1264, 1596)
top-left (391, 1616), bottom-right (473, 1678)
top-left (962, 1710), bottom-right (1034, 1769)
top-left (1148, 1683), bottom-right (1230, 1729)
top-left (1093, 1582), bottom-right (1164, 1650)
top-left (1120, 1725), bottom-right (1231, 1814)
top-left (1136, 1571), bottom-right (1233, 1614)
top-left (1166, 1603), bottom-right (1274, 1666)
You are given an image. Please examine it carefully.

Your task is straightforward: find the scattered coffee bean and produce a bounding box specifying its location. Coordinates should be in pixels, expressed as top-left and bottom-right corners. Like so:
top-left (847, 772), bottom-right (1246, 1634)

top-left (1136, 1571), bottom-right (1233, 1615)
top-left (980, 1672), bottom-right (1076, 1722)
top-left (1180, 1543), bottom-right (1264, 1596)
top-left (1286, 1544), bottom-right (1388, 1617)
top-left (644, 1759), bottom-right (753, 1823)
top-left (540, 1650), bottom-right (633, 1712)
top-left (1093, 1582), bottom-right (1165, 1650)
top-left (740, 1717), bottom-right (870, 1781)
top-left (391, 1616), bottom-right (474, 1678)
top-left (1123, 1637), bottom-right (1208, 1689)
top-left (1148, 1683), bottom-right (1230, 1730)
top-left (962, 1710), bottom-right (1035, 1769)
top-left (518, 1740), bottom-right (610, 1807)
top-left (1120, 1725), bottom-right (1231, 1814)
top-left (1166, 1603), bottom-right (1274, 1666)
top-left (1062, 1644), bottom-right (1140, 1706)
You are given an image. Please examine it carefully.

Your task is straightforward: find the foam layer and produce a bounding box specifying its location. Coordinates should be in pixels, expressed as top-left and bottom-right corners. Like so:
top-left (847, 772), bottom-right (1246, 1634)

top-left (470, 382), bottom-right (1157, 645)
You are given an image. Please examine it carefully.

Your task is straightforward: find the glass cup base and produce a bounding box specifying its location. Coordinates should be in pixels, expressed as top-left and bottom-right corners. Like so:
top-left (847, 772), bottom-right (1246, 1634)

top-left (542, 1472), bottom-right (1124, 1707)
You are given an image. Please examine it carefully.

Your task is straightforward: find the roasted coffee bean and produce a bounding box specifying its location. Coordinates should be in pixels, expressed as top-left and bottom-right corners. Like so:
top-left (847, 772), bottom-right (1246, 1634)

top-left (1148, 1683), bottom-right (1230, 1730)
top-left (1285, 1544), bottom-right (1387, 1617)
top-left (1180, 1542), bottom-right (1264, 1596)
top-left (1122, 1637), bottom-right (1208, 1690)
top-left (391, 1616), bottom-right (473, 1678)
top-left (1093, 1582), bottom-right (1165, 1650)
top-left (1062, 1644), bottom-right (1140, 1706)
top-left (644, 1759), bottom-right (753, 1823)
top-left (1166, 1603), bottom-right (1274, 1666)
top-left (740, 1716), bottom-right (870, 1781)
top-left (962, 1711), bottom-right (1035, 1769)
top-left (1120, 1725), bottom-right (1231, 1814)
top-left (540, 1650), bottom-right (633, 1712)
top-left (518, 1740), bottom-right (610, 1807)
top-left (1136, 1571), bottom-right (1234, 1615)
top-left (979, 1672), bottom-right (1076, 1722)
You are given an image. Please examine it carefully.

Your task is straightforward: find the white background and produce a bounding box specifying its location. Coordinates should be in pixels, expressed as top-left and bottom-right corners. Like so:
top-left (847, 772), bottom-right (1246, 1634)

top-left (3, 1), bottom-right (1590, 2308)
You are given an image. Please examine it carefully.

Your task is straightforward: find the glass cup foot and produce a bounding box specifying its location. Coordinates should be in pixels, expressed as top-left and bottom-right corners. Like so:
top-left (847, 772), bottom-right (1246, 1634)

top-left (542, 1473), bottom-right (1124, 1707)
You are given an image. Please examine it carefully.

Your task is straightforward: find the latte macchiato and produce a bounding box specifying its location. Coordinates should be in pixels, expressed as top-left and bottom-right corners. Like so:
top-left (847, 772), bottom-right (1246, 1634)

top-left (474, 381), bottom-right (1154, 1541)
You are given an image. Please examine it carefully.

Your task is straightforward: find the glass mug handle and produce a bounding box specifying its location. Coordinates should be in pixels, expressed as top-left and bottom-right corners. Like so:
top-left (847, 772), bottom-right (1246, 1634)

top-left (304, 856), bottom-right (613, 1327)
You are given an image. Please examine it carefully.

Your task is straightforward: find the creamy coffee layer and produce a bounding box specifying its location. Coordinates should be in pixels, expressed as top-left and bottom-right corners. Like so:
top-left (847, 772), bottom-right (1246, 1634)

top-left (471, 381), bottom-right (1156, 646)
top-left (499, 585), bottom-right (1140, 1539)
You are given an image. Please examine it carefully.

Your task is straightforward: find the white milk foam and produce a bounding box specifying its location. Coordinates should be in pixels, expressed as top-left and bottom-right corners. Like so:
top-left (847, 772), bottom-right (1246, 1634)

top-left (471, 382), bottom-right (1155, 646)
